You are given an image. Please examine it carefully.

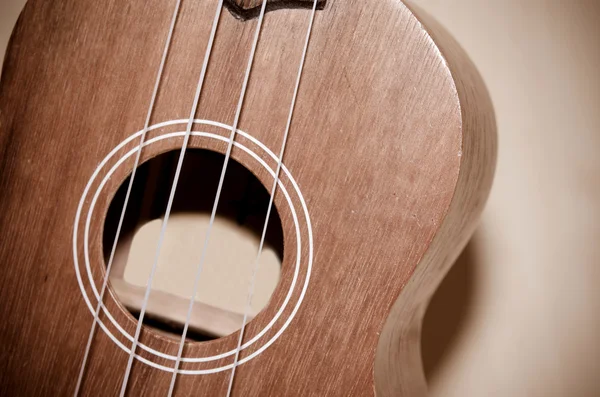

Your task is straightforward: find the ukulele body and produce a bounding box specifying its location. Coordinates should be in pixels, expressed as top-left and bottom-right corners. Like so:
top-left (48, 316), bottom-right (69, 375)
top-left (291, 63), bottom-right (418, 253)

top-left (0, 0), bottom-right (496, 395)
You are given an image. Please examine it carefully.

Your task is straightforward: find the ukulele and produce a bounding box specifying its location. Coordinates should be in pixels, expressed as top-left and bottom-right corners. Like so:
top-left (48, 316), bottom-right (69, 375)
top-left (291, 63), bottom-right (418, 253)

top-left (0, 0), bottom-right (496, 395)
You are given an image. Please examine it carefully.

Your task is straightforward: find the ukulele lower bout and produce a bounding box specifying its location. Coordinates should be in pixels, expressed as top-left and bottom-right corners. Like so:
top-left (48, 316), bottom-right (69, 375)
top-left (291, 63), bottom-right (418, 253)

top-left (0, 0), bottom-right (496, 395)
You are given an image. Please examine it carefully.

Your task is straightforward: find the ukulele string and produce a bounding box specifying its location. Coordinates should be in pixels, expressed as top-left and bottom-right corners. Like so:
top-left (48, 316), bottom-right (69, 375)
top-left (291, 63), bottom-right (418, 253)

top-left (118, 1), bottom-right (225, 396)
top-left (73, 0), bottom-right (184, 394)
top-left (225, 1), bottom-right (318, 395)
top-left (167, 0), bottom-right (269, 394)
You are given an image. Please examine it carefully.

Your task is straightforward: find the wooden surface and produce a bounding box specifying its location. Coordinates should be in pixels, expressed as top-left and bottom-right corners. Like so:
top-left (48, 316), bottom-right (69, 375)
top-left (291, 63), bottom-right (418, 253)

top-left (374, 4), bottom-right (496, 395)
top-left (0, 0), bottom-right (495, 395)
top-left (412, 2), bottom-right (600, 396)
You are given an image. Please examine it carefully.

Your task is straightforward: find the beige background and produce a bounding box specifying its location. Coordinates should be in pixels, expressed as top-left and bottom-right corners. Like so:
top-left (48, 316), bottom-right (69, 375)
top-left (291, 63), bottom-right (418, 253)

top-left (2, 1), bottom-right (600, 396)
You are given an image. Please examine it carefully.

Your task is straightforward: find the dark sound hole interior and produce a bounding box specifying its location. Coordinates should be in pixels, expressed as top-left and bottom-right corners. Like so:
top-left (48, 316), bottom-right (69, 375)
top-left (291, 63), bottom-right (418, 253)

top-left (102, 149), bottom-right (285, 342)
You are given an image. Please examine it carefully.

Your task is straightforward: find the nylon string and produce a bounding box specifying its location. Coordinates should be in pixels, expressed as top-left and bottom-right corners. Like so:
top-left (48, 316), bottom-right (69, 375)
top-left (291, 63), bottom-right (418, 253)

top-left (226, 1), bottom-right (319, 395)
top-left (167, 0), bottom-right (269, 394)
top-left (118, 1), bottom-right (225, 396)
top-left (73, 0), bottom-right (183, 394)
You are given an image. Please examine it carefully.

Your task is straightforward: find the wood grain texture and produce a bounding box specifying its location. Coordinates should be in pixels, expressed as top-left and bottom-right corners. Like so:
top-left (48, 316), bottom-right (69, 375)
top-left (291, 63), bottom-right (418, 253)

top-left (0, 0), bottom-right (495, 396)
top-left (374, 2), bottom-right (497, 395)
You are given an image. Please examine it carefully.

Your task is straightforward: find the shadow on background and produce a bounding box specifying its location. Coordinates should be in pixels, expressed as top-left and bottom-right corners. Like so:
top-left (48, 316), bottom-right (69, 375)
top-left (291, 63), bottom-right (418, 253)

top-left (421, 240), bottom-right (477, 381)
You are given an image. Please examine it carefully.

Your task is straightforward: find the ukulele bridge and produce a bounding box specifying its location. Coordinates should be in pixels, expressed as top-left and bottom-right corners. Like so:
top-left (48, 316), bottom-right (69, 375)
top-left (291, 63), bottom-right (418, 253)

top-left (224, 0), bottom-right (327, 21)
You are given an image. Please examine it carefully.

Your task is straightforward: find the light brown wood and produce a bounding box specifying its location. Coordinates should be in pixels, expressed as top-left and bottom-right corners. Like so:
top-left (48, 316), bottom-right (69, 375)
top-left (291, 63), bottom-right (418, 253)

top-left (374, 3), bottom-right (497, 395)
top-left (111, 278), bottom-right (254, 339)
top-left (0, 0), bottom-right (496, 396)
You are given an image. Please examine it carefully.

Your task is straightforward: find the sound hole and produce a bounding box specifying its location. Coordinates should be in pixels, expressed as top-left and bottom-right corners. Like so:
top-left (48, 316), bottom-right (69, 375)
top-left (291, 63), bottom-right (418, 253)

top-left (102, 149), bottom-right (284, 342)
